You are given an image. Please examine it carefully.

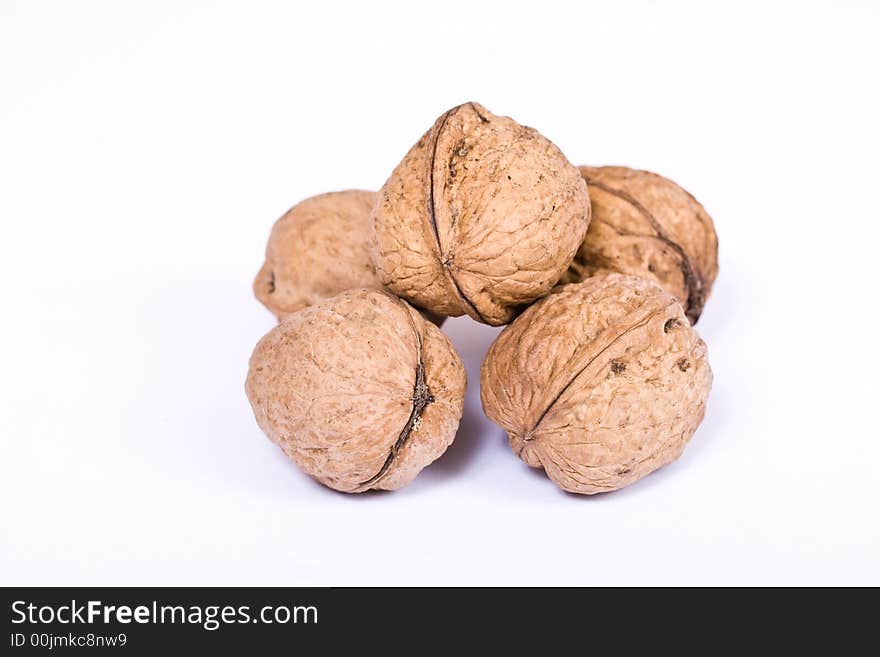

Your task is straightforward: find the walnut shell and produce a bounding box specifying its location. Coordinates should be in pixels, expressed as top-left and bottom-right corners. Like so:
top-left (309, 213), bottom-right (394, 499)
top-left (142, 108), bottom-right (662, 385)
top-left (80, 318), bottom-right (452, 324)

top-left (561, 166), bottom-right (718, 324)
top-left (480, 271), bottom-right (712, 494)
top-left (246, 288), bottom-right (466, 492)
top-left (254, 190), bottom-right (382, 319)
top-left (370, 102), bottom-right (590, 326)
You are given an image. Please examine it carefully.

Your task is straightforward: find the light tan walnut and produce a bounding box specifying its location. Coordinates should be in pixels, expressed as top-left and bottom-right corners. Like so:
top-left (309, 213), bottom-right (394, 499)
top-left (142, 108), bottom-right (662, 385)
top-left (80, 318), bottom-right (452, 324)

top-left (480, 271), bottom-right (712, 494)
top-left (254, 190), bottom-right (381, 320)
top-left (370, 102), bottom-right (590, 326)
top-left (562, 166), bottom-right (719, 324)
top-left (246, 289), bottom-right (466, 493)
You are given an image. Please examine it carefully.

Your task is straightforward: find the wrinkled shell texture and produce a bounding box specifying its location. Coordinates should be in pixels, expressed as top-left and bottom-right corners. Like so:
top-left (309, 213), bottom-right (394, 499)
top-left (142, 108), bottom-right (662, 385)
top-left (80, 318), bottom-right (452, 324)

top-left (246, 289), bottom-right (466, 492)
top-left (562, 166), bottom-right (718, 324)
top-left (254, 190), bottom-right (382, 319)
top-left (480, 271), bottom-right (712, 494)
top-left (371, 102), bottom-right (590, 326)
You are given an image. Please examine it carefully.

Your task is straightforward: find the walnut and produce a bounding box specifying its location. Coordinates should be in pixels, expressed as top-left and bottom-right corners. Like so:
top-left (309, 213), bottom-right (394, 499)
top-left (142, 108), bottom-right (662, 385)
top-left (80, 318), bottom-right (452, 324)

top-left (245, 288), bottom-right (466, 492)
top-left (480, 271), bottom-right (712, 494)
top-left (254, 190), bottom-right (382, 320)
top-left (561, 166), bottom-right (718, 324)
top-left (370, 102), bottom-right (590, 326)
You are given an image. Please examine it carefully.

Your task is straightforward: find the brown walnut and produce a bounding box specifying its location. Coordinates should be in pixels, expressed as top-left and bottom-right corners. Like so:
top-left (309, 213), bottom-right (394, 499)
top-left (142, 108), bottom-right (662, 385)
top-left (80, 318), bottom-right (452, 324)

top-left (370, 102), bottom-right (590, 326)
top-left (254, 190), bottom-right (382, 319)
top-left (480, 271), bottom-right (712, 494)
top-left (561, 166), bottom-right (718, 324)
top-left (246, 288), bottom-right (466, 493)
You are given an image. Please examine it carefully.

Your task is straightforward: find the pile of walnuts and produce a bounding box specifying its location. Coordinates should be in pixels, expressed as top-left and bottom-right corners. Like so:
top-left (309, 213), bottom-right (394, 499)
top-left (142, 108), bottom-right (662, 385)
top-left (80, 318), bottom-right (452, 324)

top-left (246, 102), bottom-right (717, 495)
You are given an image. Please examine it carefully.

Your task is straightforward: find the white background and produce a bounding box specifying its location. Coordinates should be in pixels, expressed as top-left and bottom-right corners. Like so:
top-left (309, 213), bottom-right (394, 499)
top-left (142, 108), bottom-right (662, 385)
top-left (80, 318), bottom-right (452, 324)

top-left (2, 0), bottom-right (878, 586)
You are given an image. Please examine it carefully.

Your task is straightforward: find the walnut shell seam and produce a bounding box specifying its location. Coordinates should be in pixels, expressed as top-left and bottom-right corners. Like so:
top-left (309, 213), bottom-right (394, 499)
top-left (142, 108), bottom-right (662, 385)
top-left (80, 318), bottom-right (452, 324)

top-left (580, 172), bottom-right (713, 323)
top-left (425, 103), bottom-right (491, 323)
top-left (357, 325), bottom-right (434, 490)
top-left (524, 298), bottom-right (677, 443)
